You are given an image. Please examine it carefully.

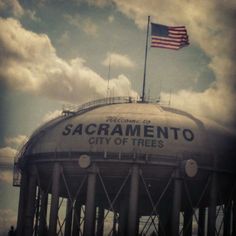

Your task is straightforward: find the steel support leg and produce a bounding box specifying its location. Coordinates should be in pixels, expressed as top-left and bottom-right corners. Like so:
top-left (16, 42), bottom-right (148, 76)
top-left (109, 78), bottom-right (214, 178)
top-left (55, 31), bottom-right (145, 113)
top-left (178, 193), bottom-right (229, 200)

top-left (223, 201), bottom-right (231, 236)
top-left (232, 200), bottom-right (236, 236)
top-left (171, 168), bottom-right (182, 236)
top-left (207, 172), bottom-right (217, 236)
top-left (72, 200), bottom-right (82, 236)
top-left (112, 212), bottom-right (117, 235)
top-left (96, 205), bottom-right (105, 236)
top-left (38, 190), bottom-right (48, 236)
top-left (64, 199), bottom-right (73, 236)
top-left (158, 210), bottom-right (164, 236)
top-left (24, 167), bottom-right (37, 236)
top-left (84, 166), bottom-right (97, 236)
top-left (183, 208), bottom-right (192, 236)
top-left (118, 196), bottom-right (128, 236)
top-left (198, 207), bottom-right (206, 236)
top-left (128, 164), bottom-right (140, 236)
top-left (49, 162), bottom-right (61, 236)
top-left (16, 171), bottom-right (28, 236)
top-left (159, 205), bottom-right (171, 236)
top-left (34, 187), bottom-right (41, 236)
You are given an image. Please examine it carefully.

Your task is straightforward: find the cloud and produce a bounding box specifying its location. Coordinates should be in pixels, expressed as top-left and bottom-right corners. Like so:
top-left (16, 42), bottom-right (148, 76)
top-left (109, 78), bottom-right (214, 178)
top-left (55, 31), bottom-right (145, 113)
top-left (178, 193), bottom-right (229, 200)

top-left (64, 14), bottom-right (98, 36)
top-left (24, 9), bottom-right (41, 22)
top-left (0, 135), bottom-right (26, 183)
top-left (58, 31), bottom-right (70, 45)
top-left (86, 0), bottom-right (111, 8)
top-left (0, 0), bottom-right (40, 21)
top-left (4, 135), bottom-right (28, 148)
top-left (0, 147), bottom-right (17, 160)
top-left (0, 170), bottom-right (13, 184)
top-left (108, 74), bottom-right (136, 96)
top-left (108, 15), bottom-right (114, 23)
top-left (83, 18), bottom-right (98, 36)
top-left (41, 110), bottom-right (62, 123)
top-left (0, 0), bottom-right (24, 17)
top-left (110, 0), bottom-right (236, 128)
top-left (64, 13), bottom-right (81, 28)
top-left (161, 85), bottom-right (236, 128)
top-left (0, 134), bottom-right (27, 163)
top-left (102, 52), bottom-right (135, 68)
top-left (0, 17), bottom-right (138, 104)
top-left (0, 209), bottom-right (17, 235)
top-left (0, 147), bottom-right (16, 184)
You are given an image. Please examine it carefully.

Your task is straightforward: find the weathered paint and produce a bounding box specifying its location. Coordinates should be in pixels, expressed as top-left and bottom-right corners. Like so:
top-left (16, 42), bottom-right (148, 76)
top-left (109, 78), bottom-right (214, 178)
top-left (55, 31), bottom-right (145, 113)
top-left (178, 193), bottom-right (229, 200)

top-left (27, 103), bottom-right (234, 158)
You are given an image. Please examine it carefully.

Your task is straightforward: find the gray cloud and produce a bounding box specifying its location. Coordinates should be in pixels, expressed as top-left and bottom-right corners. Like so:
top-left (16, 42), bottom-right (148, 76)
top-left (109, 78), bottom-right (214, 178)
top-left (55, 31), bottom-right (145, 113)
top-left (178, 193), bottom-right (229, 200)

top-left (102, 52), bottom-right (135, 68)
top-left (1, 1), bottom-right (235, 128)
top-left (64, 13), bottom-right (98, 36)
top-left (41, 110), bottom-right (62, 123)
top-left (110, 0), bottom-right (236, 128)
top-left (0, 0), bottom-right (40, 21)
top-left (4, 135), bottom-right (28, 148)
top-left (0, 17), bottom-right (138, 104)
top-left (0, 135), bottom-right (27, 183)
top-left (0, 147), bottom-right (16, 162)
top-left (0, 209), bottom-right (17, 235)
top-left (0, 146), bottom-right (16, 177)
top-left (0, 0), bottom-right (24, 17)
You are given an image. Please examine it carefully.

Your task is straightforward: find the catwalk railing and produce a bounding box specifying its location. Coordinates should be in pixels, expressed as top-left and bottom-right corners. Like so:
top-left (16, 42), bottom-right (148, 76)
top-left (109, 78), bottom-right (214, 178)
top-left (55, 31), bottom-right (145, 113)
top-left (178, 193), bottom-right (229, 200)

top-left (62, 96), bottom-right (136, 115)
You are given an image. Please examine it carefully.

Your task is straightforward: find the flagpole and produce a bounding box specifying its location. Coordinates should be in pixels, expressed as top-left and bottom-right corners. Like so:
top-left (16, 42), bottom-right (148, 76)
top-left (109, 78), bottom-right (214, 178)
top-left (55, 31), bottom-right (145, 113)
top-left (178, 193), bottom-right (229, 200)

top-left (141, 15), bottom-right (150, 103)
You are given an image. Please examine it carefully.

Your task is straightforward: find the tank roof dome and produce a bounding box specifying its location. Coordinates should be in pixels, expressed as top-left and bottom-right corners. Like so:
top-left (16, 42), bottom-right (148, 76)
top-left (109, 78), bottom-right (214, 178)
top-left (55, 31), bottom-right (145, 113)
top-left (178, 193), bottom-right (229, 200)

top-left (19, 97), bottom-right (235, 160)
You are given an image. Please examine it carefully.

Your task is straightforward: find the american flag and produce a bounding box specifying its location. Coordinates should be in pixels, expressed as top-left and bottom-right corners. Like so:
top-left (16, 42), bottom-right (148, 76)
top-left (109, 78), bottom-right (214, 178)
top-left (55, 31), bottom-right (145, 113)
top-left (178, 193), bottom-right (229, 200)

top-left (151, 23), bottom-right (189, 50)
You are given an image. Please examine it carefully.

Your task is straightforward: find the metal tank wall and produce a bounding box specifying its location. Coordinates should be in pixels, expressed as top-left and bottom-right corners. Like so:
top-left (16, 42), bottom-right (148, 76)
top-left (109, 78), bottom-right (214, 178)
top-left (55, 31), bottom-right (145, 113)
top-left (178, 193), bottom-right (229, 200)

top-left (14, 97), bottom-right (236, 236)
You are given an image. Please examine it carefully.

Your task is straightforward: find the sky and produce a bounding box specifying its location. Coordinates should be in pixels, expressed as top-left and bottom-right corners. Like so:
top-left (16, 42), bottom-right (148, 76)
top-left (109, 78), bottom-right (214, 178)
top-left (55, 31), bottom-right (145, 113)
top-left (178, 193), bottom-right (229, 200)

top-left (0, 0), bottom-right (235, 234)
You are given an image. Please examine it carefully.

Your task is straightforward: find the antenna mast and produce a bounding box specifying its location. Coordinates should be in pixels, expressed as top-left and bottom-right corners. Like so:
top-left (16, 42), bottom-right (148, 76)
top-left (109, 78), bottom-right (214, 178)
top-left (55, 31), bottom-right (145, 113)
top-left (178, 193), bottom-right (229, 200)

top-left (106, 54), bottom-right (111, 98)
top-left (169, 89), bottom-right (172, 106)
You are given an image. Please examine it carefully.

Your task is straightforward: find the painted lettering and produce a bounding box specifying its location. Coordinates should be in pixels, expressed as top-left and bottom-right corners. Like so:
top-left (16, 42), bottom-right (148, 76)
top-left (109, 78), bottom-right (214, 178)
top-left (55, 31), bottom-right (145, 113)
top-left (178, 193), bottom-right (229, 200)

top-left (85, 123), bottom-right (96, 135)
top-left (158, 140), bottom-right (164, 148)
top-left (144, 125), bottom-right (154, 138)
top-left (111, 124), bottom-right (123, 136)
top-left (183, 129), bottom-right (194, 141)
top-left (125, 124), bottom-right (141, 136)
top-left (170, 127), bottom-right (180, 140)
top-left (61, 122), bottom-right (195, 142)
top-left (97, 123), bottom-right (110, 135)
top-left (88, 137), bottom-right (111, 145)
top-left (62, 124), bottom-right (73, 135)
top-left (114, 137), bottom-right (122, 145)
top-left (88, 137), bottom-right (95, 144)
top-left (131, 138), bottom-right (164, 148)
top-left (72, 124), bottom-right (83, 135)
top-left (157, 126), bottom-right (168, 139)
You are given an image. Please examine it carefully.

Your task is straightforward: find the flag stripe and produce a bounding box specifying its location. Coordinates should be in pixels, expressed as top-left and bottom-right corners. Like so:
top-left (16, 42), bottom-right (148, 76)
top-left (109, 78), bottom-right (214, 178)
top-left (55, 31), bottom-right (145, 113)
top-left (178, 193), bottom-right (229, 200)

top-left (152, 39), bottom-right (185, 46)
top-left (169, 26), bottom-right (185, 29)
top-left (169, 30), bottom-right (187, 35)
top-left (152, 36), bottom-right (187, 43)
top-left (169, 34), bottom-right (188, 38)
top-left (151, 23), bottom-right (189, 50)
top-left (151, 41), bottom-right (189, 48)
top-left (151, 44), bottom-right (181, 50)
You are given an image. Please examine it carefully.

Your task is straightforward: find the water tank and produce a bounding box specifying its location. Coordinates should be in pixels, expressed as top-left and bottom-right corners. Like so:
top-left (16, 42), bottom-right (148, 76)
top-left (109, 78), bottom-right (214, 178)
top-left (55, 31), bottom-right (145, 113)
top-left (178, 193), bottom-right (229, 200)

top-left (16, 97), bottom-right (236, 236)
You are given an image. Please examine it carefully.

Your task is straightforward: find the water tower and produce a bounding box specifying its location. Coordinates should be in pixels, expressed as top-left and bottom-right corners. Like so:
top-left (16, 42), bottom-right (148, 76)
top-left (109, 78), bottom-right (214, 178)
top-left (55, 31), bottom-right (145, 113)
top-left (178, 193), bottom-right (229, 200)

top-left (14, 97), bottom-right (236, 236)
